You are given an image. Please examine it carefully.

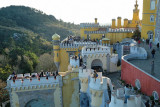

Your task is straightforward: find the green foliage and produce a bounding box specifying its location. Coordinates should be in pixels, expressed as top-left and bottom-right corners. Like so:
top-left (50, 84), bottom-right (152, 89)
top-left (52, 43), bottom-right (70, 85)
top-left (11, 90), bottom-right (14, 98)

top-left (134, 87), bottom-right (138, 90)
top-left (0, 65), bottom-right (12, 81)
top-left (150, 96), bottom-right (154, 101)
top-left (132, 27), bottom-right (141, 41)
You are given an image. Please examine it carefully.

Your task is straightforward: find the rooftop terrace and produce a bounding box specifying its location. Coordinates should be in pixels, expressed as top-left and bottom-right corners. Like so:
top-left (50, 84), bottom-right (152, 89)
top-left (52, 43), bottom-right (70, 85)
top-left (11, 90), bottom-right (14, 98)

top-left (128, 43), bottom-right (160, 80)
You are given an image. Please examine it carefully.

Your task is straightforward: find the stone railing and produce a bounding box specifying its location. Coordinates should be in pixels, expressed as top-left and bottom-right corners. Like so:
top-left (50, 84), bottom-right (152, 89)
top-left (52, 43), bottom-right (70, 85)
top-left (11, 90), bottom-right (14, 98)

top-left (79, 68), bottom-right (93, 78)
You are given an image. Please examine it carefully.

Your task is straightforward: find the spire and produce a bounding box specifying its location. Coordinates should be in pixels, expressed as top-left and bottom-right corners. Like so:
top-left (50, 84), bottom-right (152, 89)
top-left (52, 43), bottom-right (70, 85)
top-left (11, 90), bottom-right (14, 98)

top-left (135, 0), bottom-right (138, 10)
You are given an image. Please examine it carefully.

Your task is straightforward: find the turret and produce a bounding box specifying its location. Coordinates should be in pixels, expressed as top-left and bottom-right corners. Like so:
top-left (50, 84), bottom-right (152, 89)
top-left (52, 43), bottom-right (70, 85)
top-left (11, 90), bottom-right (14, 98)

top-left (123, 18), bottom-right (128, 28)
top-left (117, 17), bottom-right (122, 28)
top-left (52, 33), bottom-right (60, 72)
top-left (95, 18), bottom-right (98, 24)
top-left (111, 19), bottom-right (116, 29)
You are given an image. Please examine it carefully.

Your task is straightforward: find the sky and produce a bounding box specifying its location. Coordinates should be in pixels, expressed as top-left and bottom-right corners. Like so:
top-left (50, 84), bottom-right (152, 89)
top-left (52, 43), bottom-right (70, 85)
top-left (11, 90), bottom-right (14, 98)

top-left (0, 0), bottom-right (143, 25)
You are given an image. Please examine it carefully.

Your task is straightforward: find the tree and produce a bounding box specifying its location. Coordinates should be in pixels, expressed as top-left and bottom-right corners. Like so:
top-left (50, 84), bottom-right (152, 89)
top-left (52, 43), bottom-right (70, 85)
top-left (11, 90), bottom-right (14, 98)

top-left (36, 53), bottom-right (57, 72)
top-left (132, 28), bottom-right (141, 41)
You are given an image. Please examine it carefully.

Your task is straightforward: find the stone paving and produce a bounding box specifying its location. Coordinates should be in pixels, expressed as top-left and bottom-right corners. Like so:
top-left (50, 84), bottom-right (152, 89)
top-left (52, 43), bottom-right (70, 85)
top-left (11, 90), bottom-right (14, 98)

top-left (129, 42), bottom-right (160, 80)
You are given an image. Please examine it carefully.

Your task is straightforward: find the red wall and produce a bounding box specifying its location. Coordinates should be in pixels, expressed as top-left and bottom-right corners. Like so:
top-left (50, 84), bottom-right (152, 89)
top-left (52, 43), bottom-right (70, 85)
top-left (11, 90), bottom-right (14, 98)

top-left (121, 59), bottom-right (160, 97)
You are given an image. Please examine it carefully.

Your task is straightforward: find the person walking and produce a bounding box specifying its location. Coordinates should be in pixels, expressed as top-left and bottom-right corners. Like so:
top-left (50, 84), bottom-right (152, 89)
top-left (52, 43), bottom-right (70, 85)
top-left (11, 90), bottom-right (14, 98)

top-left (151, 49), bottom-right (156, 58)
top-left (149, 42), bottom-right (152, 49)
top-left (145, 100), bottom-right (150, 107)
top-left (157, 43), bottom-right (159, 51)
top-left (124, 84), bottom-right (131, 103)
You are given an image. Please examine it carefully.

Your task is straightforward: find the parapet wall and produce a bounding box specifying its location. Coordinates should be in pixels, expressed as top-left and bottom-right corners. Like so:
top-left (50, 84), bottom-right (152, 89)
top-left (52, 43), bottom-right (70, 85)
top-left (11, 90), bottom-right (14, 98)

top-left (89, 77), bottom-right (108, 90)
top-left (7, 74), bottom-right (61, 90)
top-left (82, 46), bottom-right (110, 57)
top-left (121, 56), bottom-right (160, 99)
top-left (79, 68), bottom-right (93, 78)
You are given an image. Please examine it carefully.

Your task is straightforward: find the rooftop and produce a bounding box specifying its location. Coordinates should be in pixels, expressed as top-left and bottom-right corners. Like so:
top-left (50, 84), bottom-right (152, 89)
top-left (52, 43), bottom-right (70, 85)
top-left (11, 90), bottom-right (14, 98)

top-left (128, 43), bottom-right (160, 80)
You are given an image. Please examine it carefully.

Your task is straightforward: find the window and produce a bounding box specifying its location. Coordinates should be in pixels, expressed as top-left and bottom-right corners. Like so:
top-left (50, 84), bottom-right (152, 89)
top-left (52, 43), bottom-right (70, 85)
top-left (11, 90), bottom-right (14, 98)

top-left (152, 91), bottom-right (159, 100)
top-left (150, 0), bottom-right (155, 10)
top-left (57, 53), bottom-right (58, 57)
top-left (150, 15), bottom-right (154, 22)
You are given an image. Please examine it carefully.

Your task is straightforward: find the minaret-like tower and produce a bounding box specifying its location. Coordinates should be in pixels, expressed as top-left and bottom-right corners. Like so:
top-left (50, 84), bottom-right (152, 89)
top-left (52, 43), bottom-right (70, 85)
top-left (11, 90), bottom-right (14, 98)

top-left (132, 0), bottom-right (140, 25)
top-left (52, 33), bottom-right (60, 72)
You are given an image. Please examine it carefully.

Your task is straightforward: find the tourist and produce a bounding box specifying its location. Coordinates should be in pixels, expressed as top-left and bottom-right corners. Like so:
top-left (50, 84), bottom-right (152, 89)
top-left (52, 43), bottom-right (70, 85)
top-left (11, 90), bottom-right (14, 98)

top-left (145, 100), bottom-right (150, 107)
top-left (151, 100), bottom-right (155, 107)
top-left (157, 43), bottom-right (159, 51)
top-left (138, 39), bottom-right (141, 47)
top-left (151, 60), bottom-right (155, 75)
top-left (124, 84), bottom-right (131, 103)
top-left (151, 49), bottom-right (155, 58)
top-left (149, 42), bottom-right (152, 49)
top-left (93, 70), bottom-right (98, 81)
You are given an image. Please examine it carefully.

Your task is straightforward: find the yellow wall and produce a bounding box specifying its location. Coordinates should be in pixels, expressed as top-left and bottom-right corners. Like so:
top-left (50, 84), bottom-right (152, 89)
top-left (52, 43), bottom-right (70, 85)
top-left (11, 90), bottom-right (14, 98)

top-left (53, 45), bottom-right (60, 63)
top-left (80, 27), bottom-right (99, 40)
top-left (59, 48), bottom-right (81, 72)
top-left (141, 0), bottom-right (157, 40)
top-left (62, 70), bottom-right (79, 107)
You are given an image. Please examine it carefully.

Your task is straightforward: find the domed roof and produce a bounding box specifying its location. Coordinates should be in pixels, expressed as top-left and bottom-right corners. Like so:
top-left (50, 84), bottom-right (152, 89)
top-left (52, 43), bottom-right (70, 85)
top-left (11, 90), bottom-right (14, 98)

top-left (52, 33), bottom-right (60, 40)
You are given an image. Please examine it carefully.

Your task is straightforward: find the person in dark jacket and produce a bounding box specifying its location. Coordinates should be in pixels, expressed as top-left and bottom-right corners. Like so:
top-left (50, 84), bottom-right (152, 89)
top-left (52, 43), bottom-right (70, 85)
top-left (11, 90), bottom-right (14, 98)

top-left (151, 49), bottom-right (156, 58)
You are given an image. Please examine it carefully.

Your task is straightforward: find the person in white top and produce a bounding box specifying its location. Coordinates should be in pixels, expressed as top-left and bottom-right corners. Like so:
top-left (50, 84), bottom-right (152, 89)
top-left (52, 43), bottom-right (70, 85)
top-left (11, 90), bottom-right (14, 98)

top-left (124, 84), bottom-right (131, 103)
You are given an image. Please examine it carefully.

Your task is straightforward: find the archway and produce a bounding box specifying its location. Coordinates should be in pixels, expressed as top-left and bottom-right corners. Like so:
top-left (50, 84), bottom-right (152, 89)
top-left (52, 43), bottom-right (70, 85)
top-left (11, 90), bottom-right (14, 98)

top-left (147, 31), bottom-right (154, 39)
top-left (25, 99), bottom-right (51, 107)
top-left (91, 59), bottom-right (103, 72)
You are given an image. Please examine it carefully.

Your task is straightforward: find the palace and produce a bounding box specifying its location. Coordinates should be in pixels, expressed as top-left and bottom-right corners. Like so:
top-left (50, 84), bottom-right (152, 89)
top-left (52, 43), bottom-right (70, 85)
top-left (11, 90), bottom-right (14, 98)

top-left (80, 0), bottom-right (141, 44)
top-left (6, 0), bottom-right (160, 107)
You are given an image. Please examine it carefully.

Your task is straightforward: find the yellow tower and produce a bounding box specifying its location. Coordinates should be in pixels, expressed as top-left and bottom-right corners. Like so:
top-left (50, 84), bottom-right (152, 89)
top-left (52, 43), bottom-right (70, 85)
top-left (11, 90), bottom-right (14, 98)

top-left (132, 0), bottom-right (140, 27)
top-left (117, 17), bottom-right (122, 28)
top-left (52, 33), bottom-right (60, 72)
top-left (95, 18), bottom-right (98, 24)
top-left (123, 19), bottom-right (128, 28)
top-left (141, 0), bottom-right (157, 40)
top-left (111, 19), bottom-right (116, 29)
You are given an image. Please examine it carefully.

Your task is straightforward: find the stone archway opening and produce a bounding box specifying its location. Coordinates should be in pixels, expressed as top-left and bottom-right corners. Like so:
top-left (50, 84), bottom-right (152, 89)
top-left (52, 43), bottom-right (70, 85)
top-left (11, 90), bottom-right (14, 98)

top-left (147, 31), bottom-right (154, 39)
top-left (25, 99), bottom-right (51, 107)
top-left (91, 59), bottom-right (103, 72)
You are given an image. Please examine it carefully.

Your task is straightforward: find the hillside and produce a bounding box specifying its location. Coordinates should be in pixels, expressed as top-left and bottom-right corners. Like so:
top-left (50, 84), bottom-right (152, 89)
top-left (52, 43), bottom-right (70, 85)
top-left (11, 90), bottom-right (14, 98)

top-left (0, 6), bottom-right (80, 81)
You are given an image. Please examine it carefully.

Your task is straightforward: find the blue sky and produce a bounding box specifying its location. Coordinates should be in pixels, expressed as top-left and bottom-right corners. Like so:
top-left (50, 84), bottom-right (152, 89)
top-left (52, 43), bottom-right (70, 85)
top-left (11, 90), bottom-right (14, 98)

top-left (0, 0), bottom-right (143, 24)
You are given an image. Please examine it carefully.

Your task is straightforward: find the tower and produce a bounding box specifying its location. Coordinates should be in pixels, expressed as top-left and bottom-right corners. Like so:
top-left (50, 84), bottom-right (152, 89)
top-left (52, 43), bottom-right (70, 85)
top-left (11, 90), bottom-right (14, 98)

top-left (95, 18), bottom-right (98, 24)
top-left (111, 19), bottom-right (116, 29)
top-left (123, 19), bottom-right (128, 28)
top-left (52, 33), bottom-right (60, 72)
top-left (132, 0), bottom-right (140, 27)
top-left (141, 0), bottom-right (157, 40)
top-left (117, 17), bottom-right (122, 28)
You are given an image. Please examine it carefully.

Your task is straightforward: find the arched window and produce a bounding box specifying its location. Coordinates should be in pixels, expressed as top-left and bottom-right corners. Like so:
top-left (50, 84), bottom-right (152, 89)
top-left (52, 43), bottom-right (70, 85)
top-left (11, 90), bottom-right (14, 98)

top-left (135, 79), bottom-right (141, 90)
top-left (150, 15), bottom-right (154, 22)
top-left (152, 91), bottom-right (159, 100)
top-left (150, 0), bottom-right (155, 10)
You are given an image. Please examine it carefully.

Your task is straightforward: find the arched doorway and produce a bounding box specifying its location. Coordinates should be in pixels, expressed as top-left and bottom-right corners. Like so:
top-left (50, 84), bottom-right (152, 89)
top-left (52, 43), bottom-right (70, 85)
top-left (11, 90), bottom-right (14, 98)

top-left (25, 99), bottom-right (51, 107)
top-left (147, 31), bottom-right (154, 39)
top-left (91, 59), bottom-right (103, 72)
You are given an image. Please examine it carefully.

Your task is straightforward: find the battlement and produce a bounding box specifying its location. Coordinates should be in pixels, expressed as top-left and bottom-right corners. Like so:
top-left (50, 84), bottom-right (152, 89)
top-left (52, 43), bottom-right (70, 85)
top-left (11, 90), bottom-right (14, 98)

top-left (79, 68), bottom-right (93, 78)
top-left (82, 46), bottom-right (110, 57)
top-left (7, 73), bottom-right (61, 90)
top-left (110, 54), bottom-right (118, 64)
top-left (60, 41), bottom-right (97, 49)
top-left (70, 56), bottom-right (79, 68)
top-left (108, 28), bottom-right (135, 33)
top-left (84, 30), bottom-right (107, 34)
top-left (80, 23), bottom-right (100, 28)
top-left (89, 77), bottom-right (108, 90)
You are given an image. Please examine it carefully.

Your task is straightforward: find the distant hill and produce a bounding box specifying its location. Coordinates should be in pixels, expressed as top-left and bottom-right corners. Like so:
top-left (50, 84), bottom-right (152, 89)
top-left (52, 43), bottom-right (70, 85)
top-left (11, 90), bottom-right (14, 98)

top-left (0, 5), bottom-right (80, 41)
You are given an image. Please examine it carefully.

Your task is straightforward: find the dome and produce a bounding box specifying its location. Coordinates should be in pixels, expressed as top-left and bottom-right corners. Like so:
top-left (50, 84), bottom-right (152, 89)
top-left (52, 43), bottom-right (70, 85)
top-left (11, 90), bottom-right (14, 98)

top-left (52, 33), bottom-right (60, 40)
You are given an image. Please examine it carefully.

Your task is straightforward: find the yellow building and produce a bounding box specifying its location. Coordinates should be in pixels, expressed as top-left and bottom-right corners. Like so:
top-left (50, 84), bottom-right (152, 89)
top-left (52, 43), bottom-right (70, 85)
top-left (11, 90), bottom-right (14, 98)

top-left (141, 0), bottom-right (159, 43)
top-left (80, 0), bottom-right (141, 44)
